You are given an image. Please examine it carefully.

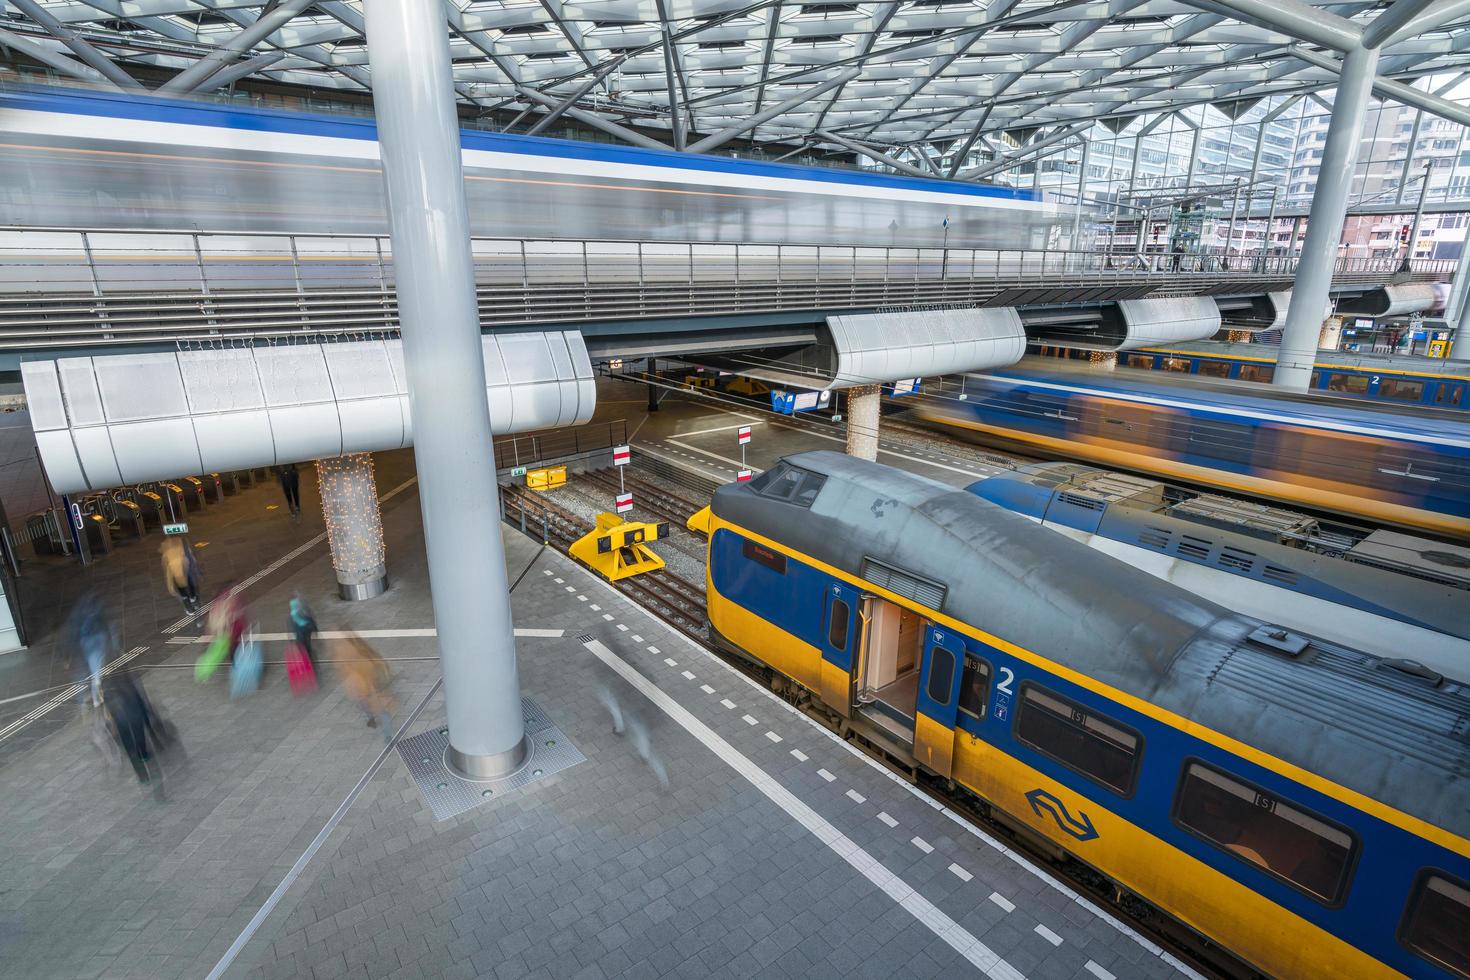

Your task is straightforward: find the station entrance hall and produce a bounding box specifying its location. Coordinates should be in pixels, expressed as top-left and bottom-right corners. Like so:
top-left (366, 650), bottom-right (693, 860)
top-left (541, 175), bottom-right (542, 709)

top-left (1, 1), bottom-right (1469, 978)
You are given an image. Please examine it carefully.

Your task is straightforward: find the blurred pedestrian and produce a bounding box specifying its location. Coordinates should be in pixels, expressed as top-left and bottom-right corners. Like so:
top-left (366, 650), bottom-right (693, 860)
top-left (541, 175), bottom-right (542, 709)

top-left (274, 462), bottom-right (301, 520)
top-left (68, 592), bottom-right (115, 707)
top-left (336, 633), bottom-right (396, 741)
top-left (196, 586), bottom-right (250, 681)
top-left (102, 671), bottom-right (174, 798)
top-left (159, 536), bottom-right (201, 613)
top-left (285, 595), bottom-right (318, 695)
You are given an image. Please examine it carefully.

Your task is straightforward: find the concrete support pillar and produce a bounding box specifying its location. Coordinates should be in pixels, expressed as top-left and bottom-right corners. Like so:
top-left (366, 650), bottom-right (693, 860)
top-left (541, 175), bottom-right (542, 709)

top-left (647, 358), bottom-right (659, 412)
top-left (365, 0), bottom-right (526, 778)
top-left (1273, 44), bottom-right (1379, 392)
top-left (844, 385), bottom-right (881, 461)
top-left (317, 454), bottom-right (389, 601)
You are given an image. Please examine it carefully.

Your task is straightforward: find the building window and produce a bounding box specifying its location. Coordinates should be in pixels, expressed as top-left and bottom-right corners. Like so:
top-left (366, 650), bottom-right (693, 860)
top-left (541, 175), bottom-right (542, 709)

top-left (1014, 685), bottom-right (1141, 796)
top-left (1400, 872), bottom-right (1470, 978)
top-left (1173, 762), bottom-right (1356, 904)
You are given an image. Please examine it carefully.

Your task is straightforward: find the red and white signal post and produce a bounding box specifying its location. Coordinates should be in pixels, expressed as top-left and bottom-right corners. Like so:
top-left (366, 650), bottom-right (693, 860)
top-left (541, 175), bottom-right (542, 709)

top-left (611, 444), bottom-right (632, 515)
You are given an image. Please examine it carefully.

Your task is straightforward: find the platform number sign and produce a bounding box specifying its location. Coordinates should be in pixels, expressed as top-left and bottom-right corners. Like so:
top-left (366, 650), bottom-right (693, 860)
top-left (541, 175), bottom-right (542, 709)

top-left (612, 445), bottom-right (631, 467)
top-left (737, 425), bottom-right (751, 445)
top-left (615, 492), bottom-right (633, 514)
top-left (993, 665), bottom-right (1015, 721)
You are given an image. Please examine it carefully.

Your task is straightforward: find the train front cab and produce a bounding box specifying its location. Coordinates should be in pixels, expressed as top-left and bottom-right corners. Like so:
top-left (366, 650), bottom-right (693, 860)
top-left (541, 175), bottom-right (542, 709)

top-left (708, 515), bottom-right (1470, 979)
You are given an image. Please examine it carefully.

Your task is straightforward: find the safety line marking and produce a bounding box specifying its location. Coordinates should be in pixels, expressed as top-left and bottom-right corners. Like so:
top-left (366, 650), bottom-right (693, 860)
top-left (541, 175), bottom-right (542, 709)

top-left (1035, 925), bottom-right (1063, 947)
top-left (879, 812), bottom-right (900, 829)
top-left (165, 628), bottom-right (564, 644)
top-left (581, 637), bottom-right (1025, 980)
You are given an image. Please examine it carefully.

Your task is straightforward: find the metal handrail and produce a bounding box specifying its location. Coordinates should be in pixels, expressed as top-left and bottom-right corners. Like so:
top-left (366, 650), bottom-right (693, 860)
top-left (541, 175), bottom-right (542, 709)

top-left (0, 226), bottom-right (1454, 351)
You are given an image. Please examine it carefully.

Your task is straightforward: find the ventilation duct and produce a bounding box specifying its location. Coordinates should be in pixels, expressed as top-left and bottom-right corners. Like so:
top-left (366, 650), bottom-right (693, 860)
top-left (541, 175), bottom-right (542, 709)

top-left (23, 331), bottom-right (595, 495)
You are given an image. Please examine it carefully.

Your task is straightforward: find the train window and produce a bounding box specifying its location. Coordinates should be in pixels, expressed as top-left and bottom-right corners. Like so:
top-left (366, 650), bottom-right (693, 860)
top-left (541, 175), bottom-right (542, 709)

top-left (1173, 762), bottom-right (1356, 905)
top-left (1310, 371), bottom-right (1321, 388)
top-left (750, 462), bottom-right (826, 507)
top-left (1400, 872), bottom-right (1470, 978)
top-left (1162, 357), bottom-right (1191, 373)
top-left (1434, 385), bottom-right (1463, 406)
top-left (741, 538), bottom-right (787, 574)
top-left (1378, 378), bottom-right (1424, 402)
top-left (1123, 354), bottom-right (1155, 370)
top-left (957, 655), bottom-right (991, 720)
top-left (1325, 374), bottom-right (1370, 394)
top-left (1196, 361), bottom-right (1231, 379)
top-left (1014, 685), bottom-right (1140, 796)
top-left (827, 598), bottom-right (850, 650)
top-left (926, 645), bottom-right (957, 705)
top-left (1238, 364), bottom-right (1274, 383)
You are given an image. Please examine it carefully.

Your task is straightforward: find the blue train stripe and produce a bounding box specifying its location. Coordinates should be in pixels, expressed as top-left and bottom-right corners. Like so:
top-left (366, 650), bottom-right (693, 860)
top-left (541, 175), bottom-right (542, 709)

top-left (0, 85), bottom-right (1037, 203)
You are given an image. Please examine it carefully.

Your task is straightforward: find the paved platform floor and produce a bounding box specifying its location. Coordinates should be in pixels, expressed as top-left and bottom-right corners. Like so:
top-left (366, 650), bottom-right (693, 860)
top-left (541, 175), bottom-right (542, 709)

top-left (0, 381), bottom-right (1197, 980)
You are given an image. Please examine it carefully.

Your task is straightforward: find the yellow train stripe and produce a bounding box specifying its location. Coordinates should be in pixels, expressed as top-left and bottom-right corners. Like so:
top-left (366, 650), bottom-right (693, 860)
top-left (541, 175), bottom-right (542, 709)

top-left (932, 411), bottom-right (1470, 539)
top-left (707, 512), bottom-right (1470, 859)
top-left (1137, 347), bottom-right (1470, 383)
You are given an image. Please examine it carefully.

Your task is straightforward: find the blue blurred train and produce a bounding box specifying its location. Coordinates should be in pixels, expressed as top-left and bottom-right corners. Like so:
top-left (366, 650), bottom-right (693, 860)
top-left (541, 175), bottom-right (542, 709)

top-left (0, 86), bottom-right (1062, 247)
top-left (913, 360), bottom-right (1470, 538)
top-left (707, 451), bottom-right (1470, 979)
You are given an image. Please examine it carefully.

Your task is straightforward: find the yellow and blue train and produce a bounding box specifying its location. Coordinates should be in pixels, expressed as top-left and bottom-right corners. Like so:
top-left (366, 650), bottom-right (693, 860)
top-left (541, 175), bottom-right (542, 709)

top-left (706, 451), bottom-right (1470, 979)
top-left (911, 360), bottom-right (1470, 539)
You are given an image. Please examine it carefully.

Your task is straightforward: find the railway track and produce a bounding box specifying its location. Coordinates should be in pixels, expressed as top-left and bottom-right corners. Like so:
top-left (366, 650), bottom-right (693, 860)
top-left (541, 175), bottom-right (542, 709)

top-left (500, 483), bottom-right (708, 643)
top-left (580, 467), bottom-right (704, 529)
top-left (499, 480), bottom-right (1231, 978)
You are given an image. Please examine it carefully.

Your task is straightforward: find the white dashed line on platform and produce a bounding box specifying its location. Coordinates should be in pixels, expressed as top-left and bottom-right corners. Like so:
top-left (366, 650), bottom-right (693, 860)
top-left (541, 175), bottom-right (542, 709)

top-left (647, 647), bottom-right (660, 655)
top-left (1086, 962), bottom-right (1116, 980)
top-left (631, 635), bottom-right (643, 643)
top-left (765, 731), bottom-right (782, 743)
top-left (720, 699), bottom-right (736, 709)
top-left (664, 658), bottom-right (678, 667)
top-left (878, 812), bottom-right (898, 829)
top-left (616, 624), bottom-right (628, 632)
top-left (700, 684), bottom-right (715, 694)
top-left (602, 614), bottom-right (614, 621)
top-left (911, 837), bottom-right (933, 854)
top-left (990, 893), bottom-right (1016, 913)
top-left (817, 769), bottom-right (835, 782)
top-left (790, 749), bottom-right (808, 762)
top-left (1035, 925), bottom-right (1063, 947)
top-left (590, 604), bottom-right (601, 611)
top-left (846, 789), bottom-right (866, 804)
top-left (949, 863), bottom-right (972, 882)
top-left (681, 670), bottom-right (695, 680)
top-left (741, 714), bottom-right (758, 726)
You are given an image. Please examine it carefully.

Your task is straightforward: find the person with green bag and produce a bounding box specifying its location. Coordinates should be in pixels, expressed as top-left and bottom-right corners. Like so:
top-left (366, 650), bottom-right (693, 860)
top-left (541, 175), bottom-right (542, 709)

top-left (195, 632), bottom-right (230, 681)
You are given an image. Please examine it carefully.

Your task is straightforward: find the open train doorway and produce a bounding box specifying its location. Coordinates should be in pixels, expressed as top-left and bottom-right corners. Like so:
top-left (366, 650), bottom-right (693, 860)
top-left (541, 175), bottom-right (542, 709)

top-left (854, 596), bottom-right (928, 747)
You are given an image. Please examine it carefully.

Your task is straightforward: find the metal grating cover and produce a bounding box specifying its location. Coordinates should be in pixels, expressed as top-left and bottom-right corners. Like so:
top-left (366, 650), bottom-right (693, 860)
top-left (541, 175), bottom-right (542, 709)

top-left (396, 697), bottom-right (584, 821)
top-left (861, 556), bottom-right (946, 611)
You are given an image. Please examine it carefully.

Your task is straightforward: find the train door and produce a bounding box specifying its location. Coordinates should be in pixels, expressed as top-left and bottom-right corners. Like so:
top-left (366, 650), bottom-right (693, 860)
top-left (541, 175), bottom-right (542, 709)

top-left (819, 582), bottom-right (861, 715)
top-left (914, 628), bottom-right (964, 779)
top-left (853, 596), bottom-right (927, 747)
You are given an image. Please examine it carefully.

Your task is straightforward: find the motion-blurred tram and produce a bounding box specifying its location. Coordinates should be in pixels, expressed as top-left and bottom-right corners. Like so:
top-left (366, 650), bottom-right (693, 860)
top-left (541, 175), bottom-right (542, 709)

top-left (911, 361), bottom-right (1470, 538)
top-left (706, 451), bottom-right (1470, 979)
top-left (0, 86), bottom-right (1061, 247)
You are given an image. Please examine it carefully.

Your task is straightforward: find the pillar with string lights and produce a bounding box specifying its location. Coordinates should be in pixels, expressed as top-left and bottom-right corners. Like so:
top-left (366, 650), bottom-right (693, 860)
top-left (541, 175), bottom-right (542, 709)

top-left (316, 453), bottom-right (389, 600)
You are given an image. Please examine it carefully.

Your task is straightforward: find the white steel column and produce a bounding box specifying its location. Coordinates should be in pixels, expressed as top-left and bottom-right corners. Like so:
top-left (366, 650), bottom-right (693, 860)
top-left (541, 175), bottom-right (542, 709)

top-left (845, 385), bottom-right (882, 461)
top-left (1273, 44), bottom-right (1380, 391)
top-left (365, 0), bottom-right (526, 778)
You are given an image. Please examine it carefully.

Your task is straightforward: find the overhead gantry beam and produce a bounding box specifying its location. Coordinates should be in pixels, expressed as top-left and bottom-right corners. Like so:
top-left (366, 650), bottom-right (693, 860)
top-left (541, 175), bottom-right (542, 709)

top-left (515, 85), bottom-right (668, 150)
top-left (960, 124), bottom-right (1091, 181)
top-left (816, 130), bottom-right (934, 180)
top-left (157, 0), bottom-right (318, 95)
top-left (1290, 44), bottom-right (1470, 128)
top-left (8, 0), bottom-right (143, 91)
top-left (690, 70), bottom-right (861, 154)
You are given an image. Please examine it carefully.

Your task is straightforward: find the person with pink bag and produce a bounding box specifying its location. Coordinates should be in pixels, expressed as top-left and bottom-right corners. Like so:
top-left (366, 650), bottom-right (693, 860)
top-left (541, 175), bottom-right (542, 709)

top-left (285, 594), bottom-right (318, 695)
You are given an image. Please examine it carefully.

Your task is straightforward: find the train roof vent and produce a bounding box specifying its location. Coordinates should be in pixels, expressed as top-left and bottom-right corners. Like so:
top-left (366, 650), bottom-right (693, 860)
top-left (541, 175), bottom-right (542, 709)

top-left (1056, 492), bottom-right (1105, 512)
top-left (1218, 546), bottom-right (1256, 573)
top-left (1261, 564), bottom-right (1299, 587)
top-left (1176, 534), bottom-right (1212, 561)
top-left (1378, 658), bottom-right (1444, 688)
top-left (1138, 527), bottom-right (1171, 551)
top-left (861, 557), bottom-right (947, 611)
top-left (1247, 625), bottom-right (1310, 657)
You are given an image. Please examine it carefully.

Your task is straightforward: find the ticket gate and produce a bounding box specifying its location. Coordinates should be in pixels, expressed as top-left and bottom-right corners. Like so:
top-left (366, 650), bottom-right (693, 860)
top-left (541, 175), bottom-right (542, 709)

top-left (178, 476), bottom-right (207, 510)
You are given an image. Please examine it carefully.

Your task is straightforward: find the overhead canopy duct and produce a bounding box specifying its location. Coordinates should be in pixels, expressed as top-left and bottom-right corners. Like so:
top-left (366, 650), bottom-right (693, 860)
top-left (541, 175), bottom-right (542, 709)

top-left (690, 308), bottom-right (1026, 391)
top-left (1027, 296), bottom-right (1222, 351)
top-left (24, 331), bottom-right (594, 495)
top-left (1334, 283), bottom-right (1446, 318)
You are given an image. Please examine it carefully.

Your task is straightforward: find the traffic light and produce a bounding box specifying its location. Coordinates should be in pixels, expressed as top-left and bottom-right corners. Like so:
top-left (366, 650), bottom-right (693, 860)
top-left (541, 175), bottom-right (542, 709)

top-left (1400, 224), bottom-right (1412, 244)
